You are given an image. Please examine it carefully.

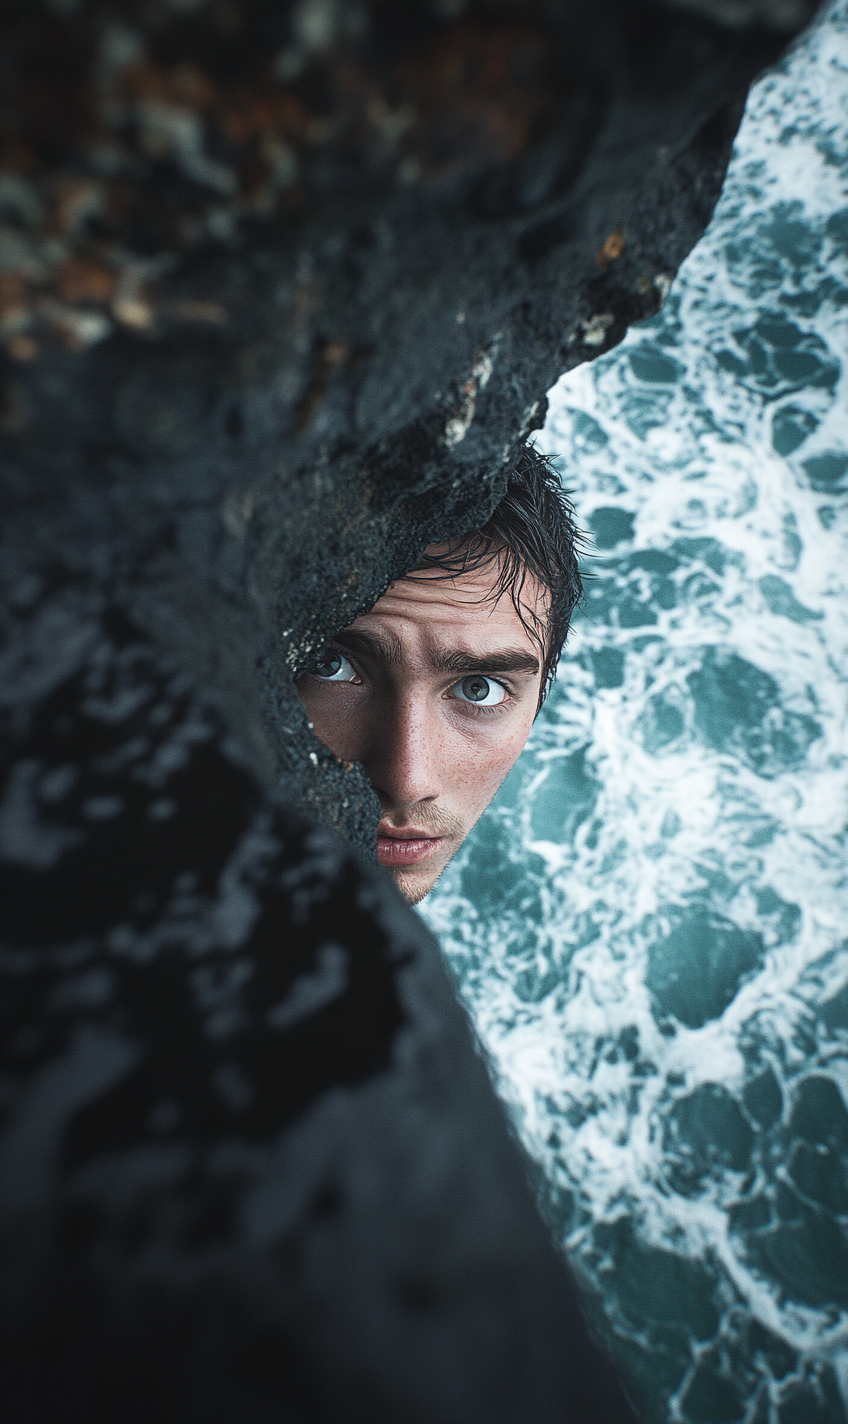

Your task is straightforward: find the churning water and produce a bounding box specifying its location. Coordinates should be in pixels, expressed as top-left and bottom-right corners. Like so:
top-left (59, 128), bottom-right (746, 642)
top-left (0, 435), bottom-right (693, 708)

top-left (421, 5), bottom-right (848, 1421)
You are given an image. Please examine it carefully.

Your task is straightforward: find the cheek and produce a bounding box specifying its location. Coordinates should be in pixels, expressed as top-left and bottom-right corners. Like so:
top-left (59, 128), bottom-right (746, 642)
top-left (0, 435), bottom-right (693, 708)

top-left (295, 678), bottom-right (326, 728)
top-left (295, 681), bottom-right (361, 757)
top-left (450, 713), bottom-right (535, 808)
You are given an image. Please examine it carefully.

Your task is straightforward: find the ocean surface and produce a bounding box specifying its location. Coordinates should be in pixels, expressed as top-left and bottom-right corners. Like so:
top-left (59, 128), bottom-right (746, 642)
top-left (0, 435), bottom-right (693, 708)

top-left (420, 5), bottom-right (848, 1421)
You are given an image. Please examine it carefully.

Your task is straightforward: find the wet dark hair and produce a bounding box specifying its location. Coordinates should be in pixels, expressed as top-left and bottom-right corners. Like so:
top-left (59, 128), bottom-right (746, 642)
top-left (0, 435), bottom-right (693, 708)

top-left (419, 445), bottom-right (584, 704)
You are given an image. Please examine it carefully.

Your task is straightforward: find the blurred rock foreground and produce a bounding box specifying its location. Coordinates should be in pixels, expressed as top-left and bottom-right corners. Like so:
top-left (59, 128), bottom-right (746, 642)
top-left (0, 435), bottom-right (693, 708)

top-left (0, 2), bottom-right (817, 1420)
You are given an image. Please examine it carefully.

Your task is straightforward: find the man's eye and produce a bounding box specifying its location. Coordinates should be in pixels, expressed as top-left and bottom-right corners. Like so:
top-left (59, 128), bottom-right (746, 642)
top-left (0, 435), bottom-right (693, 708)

top-left (450, 675), bottom-right (507, 706)
top-left (312, 650), bottom-right (357, 682)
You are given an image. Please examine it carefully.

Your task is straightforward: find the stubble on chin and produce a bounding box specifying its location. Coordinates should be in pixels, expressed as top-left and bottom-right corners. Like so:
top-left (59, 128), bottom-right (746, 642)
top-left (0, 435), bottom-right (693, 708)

top-left (396, 874), bottom-right (432, 906)
top-left (392, 851), bottom-right (454, 906)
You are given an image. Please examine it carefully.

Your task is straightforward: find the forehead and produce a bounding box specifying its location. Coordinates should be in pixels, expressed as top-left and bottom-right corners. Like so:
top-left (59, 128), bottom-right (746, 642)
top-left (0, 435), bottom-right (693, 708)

top-left (355, 542), bottom-right (546, 648)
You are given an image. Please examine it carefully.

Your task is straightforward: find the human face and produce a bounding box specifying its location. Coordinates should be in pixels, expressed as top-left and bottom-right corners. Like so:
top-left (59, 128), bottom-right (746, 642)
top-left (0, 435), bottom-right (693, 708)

top-left (296, 545), bottom-right (546, 904)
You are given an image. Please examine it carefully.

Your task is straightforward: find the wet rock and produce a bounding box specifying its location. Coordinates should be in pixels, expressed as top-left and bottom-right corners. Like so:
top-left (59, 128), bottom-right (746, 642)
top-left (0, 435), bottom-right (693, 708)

top-left (1, 0), bottom-right (803, 845)
top-left (0, 605), bottom-right (640, 1423)
top-left (0, 1), bottom-right (817, 1418)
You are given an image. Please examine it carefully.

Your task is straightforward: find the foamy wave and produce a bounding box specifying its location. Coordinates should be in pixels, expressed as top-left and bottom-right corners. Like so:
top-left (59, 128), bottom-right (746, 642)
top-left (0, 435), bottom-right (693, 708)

top-left (423, 4), bottom-right (848, 1419)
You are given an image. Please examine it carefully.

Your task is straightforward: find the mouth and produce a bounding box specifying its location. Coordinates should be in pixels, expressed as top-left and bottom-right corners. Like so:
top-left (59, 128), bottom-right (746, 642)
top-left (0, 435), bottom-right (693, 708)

top-left (376, 826), bottom-right (444, 868)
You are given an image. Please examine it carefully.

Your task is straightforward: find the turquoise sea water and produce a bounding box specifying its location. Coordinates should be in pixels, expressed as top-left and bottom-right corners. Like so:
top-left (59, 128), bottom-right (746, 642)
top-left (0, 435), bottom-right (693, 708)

top-left (421, 6), bottom-right (848, 1421)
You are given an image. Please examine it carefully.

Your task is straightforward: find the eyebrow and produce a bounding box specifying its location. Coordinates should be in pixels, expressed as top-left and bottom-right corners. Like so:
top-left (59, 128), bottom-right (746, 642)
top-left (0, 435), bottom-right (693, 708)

top-left (333, 628), bottom-right (540, 678)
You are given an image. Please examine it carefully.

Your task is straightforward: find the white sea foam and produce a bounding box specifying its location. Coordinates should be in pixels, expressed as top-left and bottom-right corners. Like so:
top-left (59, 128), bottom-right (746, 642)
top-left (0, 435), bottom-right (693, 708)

top-left (423, 5), bottom-right (848, 1420)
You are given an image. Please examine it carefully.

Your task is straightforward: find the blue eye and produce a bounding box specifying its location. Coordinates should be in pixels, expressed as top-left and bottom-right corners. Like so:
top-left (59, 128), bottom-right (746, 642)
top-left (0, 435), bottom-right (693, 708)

top-left (451, 675), bottom-right (507, 706)
top-left (312, 650), bottom-right (357, 682)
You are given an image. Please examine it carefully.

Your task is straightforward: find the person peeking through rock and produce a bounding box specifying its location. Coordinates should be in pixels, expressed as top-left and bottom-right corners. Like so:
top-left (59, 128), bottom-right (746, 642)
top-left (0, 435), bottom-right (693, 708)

top-left (296, 448), bottom-right (583, 905)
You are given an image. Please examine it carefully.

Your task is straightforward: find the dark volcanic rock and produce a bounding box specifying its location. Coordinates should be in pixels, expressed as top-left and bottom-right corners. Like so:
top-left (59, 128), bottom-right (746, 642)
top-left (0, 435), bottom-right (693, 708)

top-left (0, 601), bottom-right (638, 1423)
top-left (0, 1), bottom-right (816, 1419)
top-left (0, 0), bottom-right (807, 844)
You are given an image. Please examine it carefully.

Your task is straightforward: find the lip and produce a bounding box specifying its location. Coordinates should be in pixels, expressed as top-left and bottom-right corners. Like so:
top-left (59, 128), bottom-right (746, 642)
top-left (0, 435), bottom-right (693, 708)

top-left (377, 828), bottom-right (443, 868)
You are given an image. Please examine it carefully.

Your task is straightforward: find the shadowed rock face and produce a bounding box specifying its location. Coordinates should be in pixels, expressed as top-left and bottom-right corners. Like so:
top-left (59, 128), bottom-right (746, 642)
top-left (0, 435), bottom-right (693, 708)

top-left (0, 609), bottom-right (641, 1423)
top-left (0, 0), bottom-right (806, 843)
top-left (0, 2), bottom-right (815, 1419)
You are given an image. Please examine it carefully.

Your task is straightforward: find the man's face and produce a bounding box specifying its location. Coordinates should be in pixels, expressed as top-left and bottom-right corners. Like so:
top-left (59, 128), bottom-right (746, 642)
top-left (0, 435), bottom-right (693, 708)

top-left (296, 545), bottom-right (546, 904)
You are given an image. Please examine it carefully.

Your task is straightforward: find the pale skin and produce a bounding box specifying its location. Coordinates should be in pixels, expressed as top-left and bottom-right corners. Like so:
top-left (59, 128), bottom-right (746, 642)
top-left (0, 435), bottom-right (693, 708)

top-left (296, 543), bottom-right (548, 904)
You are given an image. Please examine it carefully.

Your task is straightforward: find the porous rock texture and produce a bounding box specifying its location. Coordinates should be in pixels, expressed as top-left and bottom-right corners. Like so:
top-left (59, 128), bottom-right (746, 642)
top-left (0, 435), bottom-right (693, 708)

top-left (0, 2), bottom-right (816, 1420)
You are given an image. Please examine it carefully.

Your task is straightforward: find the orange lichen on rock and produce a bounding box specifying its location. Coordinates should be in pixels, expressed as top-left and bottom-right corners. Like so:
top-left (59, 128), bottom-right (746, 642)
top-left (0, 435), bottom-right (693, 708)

top-left (596, 228), bottom-right (626, 268)
top-left (7, 333), bottom-right (37, 361)
top-left (57, 256), bottom-right (117, 306)
top-left (120, 60), bottom-right (217, 111)
top-left (400, 22), bottom-right (557, 178)
top-left (50, 177), bottom-right (105, 237)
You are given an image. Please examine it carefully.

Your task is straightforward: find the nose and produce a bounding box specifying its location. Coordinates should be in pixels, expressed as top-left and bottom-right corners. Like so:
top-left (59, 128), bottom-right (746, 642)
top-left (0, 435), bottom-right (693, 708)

top-left (361, 691), bottom-right (442, 814)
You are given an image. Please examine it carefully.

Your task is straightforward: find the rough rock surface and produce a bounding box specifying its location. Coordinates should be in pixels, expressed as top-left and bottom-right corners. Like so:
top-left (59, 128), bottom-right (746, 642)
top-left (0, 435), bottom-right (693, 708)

top-left (0, 609), bottom-right (640, 1422)
top-left (0, 2), bottom-right (816, 1419)
top-left (0, 0), bottom-right (805, 844)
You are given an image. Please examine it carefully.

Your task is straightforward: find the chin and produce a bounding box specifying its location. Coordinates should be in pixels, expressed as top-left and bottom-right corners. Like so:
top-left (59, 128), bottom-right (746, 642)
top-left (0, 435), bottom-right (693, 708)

top-left (392, 867), bottom-right (440, 906)
top-left (386, 841), bottom-right (460, 905)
